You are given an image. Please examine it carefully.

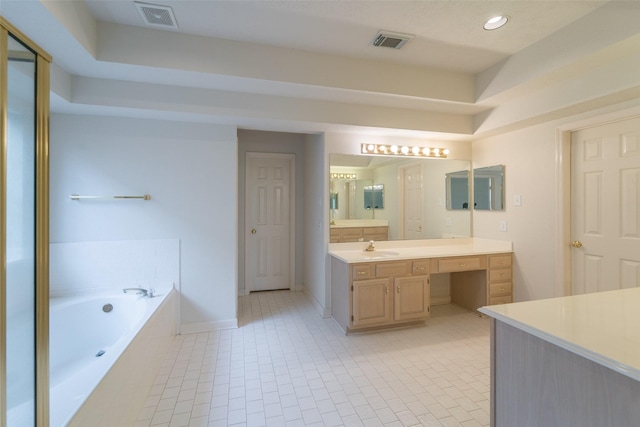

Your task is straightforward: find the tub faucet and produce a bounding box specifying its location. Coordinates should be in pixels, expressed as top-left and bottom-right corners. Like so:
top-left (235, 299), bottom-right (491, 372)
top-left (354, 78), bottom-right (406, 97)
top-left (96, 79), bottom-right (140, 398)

top-left (364, 240), bottom-right (375, 252)
top-left (123, 287), bottom-right (154, 297)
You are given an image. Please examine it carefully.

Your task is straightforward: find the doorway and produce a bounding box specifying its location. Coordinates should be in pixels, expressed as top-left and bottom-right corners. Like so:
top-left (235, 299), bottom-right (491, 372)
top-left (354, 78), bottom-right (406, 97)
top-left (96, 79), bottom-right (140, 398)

top-left (400, 163), bottom-right (424, 239)
top-left (570, 116), bottom-right (640, 294)
top-left (244, 152), bottom-right (295, 293)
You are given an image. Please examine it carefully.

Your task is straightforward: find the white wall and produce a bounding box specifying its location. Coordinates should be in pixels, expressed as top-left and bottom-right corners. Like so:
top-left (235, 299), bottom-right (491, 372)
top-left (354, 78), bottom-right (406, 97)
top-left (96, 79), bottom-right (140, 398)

top-left (303, 133), bottom-right (330, 316)
top-left (237, 129), bottom-right (307, 295)
top-left (473, 123), bottom-right (559, 302)
top-left (472, 100), bottom-right (640, 302)
top-left (50, 114), bottom-right (238, 332)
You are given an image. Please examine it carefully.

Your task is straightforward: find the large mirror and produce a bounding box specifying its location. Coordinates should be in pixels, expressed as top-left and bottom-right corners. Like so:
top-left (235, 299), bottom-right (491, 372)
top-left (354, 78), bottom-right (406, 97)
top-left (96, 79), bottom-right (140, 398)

top-left (330, 154), bottom-right (471, 240)
top-left (473, 165), bottom-right (505, 211)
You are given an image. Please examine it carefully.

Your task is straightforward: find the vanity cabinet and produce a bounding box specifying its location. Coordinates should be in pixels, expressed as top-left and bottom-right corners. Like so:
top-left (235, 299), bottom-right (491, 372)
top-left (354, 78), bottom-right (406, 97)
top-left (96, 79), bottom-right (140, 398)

top-left (447, 253), bottom-right (513, 312)
top-left (330, 226), bottom-right (388, 243)
top-left (334, 259), bottom-right (430, 332)
top-left (488, 254), bottom-right (512, 305)
top-left (330, 241), bottom-right (514, 334)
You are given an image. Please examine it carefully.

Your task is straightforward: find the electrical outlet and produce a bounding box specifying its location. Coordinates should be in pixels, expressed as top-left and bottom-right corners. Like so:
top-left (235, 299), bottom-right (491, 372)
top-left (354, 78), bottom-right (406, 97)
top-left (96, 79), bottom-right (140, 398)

top-left (513, 194), bottom-right (522, 206)
top-left (445, 217), bottom-right (452, 226)
top-left (499, 220), bottom-right (507, 232)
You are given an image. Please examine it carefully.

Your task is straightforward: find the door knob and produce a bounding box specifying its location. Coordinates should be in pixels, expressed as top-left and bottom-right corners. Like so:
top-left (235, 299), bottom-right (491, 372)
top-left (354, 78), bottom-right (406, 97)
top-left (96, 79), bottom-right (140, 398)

top-left (251, 229), bottom-right (257, 234)
top-left (571, 240), bottom-right (583, 248)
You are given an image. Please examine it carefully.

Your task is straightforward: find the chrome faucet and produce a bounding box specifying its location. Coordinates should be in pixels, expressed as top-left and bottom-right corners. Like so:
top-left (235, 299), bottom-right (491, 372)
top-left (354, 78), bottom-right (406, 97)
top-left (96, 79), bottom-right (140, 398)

top-left (364, 240), bottom-right (375, 252)
top-left (122, 287), bottom-right (154, 297)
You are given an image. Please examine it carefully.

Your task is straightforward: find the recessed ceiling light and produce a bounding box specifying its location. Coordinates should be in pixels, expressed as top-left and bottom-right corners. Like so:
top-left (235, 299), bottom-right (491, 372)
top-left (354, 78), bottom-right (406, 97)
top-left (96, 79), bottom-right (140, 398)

top-left (483, 15), bottom-right (509, 31)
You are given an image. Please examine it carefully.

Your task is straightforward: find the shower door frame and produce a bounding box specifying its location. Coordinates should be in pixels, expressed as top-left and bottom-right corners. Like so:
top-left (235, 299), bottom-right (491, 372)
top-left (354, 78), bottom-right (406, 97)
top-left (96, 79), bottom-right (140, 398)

top-left (0, 17), bottom-right (51, 427)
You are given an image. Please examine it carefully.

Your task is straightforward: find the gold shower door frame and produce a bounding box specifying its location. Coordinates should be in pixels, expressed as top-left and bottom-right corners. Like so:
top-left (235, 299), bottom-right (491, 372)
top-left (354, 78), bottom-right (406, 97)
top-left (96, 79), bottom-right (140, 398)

top-left (0, 17), bottom-right (51, 427)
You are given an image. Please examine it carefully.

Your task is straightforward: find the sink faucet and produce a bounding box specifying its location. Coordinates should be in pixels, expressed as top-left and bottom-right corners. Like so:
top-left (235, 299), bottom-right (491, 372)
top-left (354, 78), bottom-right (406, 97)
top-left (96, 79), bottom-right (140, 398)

top-left (122, 287), bottom-right (154, 297)
top-left (364, 240), bottom-right (375, 252)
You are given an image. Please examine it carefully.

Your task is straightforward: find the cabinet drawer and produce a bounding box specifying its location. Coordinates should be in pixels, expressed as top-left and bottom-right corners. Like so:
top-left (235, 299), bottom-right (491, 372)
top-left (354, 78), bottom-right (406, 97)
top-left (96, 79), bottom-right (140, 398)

top-left (375, 261), bottom-right (410, 278)
top-left (437, 256), bottom-right (482, 273)
top-left (489, 282), bottom-right (512, 297)
top-left (352, 264), bottom-right (373, 280)
top-left (412, 260), bottom-right (429, 275)
top-left (342, 228), bottom-right (364, 239)
top-left (489, 268), bottom-right (512, 283)
top-left (489, 254), bottom-right (512, 269)
top-left (364, 233), bottom-right (388, 242)
top-left (489, 295), bottom-right (513, 305)
top-left (363, 226), bottom-right (388, 238)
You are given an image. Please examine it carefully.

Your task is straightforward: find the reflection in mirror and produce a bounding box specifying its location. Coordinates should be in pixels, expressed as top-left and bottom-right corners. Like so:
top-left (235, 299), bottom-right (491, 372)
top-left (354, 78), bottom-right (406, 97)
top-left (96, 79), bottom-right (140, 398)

top-left (364, 184), bottom-right (384, 209)
top-left (473, 165), bottom-right (505, 211)
top-left (446, 170), bottom-right (469, 210)
top-left (330, 154), bottom-right (471, 240)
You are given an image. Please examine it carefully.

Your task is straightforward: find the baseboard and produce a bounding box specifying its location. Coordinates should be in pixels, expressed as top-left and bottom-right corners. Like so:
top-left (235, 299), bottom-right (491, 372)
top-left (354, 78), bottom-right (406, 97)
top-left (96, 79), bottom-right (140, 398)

top-left (431, 296), bottom-right (452, 306)
top-left (302, 287), bottom-right (331, 318)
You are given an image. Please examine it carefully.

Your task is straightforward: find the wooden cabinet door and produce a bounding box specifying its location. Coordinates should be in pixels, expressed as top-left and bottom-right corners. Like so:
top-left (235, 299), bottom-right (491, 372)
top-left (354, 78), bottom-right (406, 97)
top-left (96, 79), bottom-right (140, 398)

top-left (352, 278), bottom-right (392, 328)
top-left (394, 276), bottom-right (430, 321)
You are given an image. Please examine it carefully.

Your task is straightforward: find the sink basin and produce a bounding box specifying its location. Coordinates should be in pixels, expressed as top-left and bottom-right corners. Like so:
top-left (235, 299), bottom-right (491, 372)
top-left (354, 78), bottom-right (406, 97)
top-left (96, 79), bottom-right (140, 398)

top-left (361, 250), bottom-right (400, 259)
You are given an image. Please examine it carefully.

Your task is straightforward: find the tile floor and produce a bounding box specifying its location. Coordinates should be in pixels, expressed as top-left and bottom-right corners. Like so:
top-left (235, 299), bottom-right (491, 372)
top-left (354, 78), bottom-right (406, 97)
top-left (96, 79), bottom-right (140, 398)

top-left (136, 291), bottom-right (491, 427)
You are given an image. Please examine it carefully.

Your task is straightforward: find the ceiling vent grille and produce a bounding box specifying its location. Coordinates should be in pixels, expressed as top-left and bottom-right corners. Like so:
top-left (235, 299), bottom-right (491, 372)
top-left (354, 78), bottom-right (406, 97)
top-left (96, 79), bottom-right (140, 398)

top-left (135, 2), bottom-right (178, 30)
top-left (371, 30), bottom-right (414, 49)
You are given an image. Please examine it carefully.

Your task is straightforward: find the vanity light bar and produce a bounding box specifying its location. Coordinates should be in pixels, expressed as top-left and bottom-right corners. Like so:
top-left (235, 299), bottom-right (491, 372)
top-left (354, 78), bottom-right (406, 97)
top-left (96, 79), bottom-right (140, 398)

top-left (361, 143), bottom-right (449, 158)
top-left (331, 173), bottom-right (357, 180)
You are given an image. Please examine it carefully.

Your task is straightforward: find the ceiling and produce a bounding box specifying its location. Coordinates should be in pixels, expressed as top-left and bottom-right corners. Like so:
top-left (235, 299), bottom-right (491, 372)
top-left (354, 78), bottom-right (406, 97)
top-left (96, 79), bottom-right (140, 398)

top-left (83, 0), bottom-right (605, 74)
top-left (3, 0), bottom-right (640, 140)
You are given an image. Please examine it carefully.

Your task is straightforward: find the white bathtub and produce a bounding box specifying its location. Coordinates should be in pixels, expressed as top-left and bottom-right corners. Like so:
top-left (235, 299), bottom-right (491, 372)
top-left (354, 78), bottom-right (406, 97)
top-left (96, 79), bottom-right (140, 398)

top-left (49, 286), bottom-right (177, 427)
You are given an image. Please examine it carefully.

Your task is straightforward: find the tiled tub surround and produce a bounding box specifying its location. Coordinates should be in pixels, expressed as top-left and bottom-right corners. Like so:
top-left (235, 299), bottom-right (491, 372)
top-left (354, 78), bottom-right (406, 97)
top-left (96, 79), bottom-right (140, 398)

top-left (48, 239), bottom-right (180, 426)
top-left (49, 239), bottom-right (180, 295)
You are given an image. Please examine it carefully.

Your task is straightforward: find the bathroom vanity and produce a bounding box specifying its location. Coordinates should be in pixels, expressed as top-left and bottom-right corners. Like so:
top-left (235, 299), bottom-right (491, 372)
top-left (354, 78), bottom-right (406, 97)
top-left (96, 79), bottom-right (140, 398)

top-left (479, 289), bottom-right (640, 427)
top-left (329, 238), bottom-right (513, 333)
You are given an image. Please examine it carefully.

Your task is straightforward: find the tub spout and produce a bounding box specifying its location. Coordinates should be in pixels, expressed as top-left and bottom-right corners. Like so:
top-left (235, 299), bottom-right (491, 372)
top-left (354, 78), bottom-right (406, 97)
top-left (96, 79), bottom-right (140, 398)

top-left (122, 287), bottom-right (153, 297)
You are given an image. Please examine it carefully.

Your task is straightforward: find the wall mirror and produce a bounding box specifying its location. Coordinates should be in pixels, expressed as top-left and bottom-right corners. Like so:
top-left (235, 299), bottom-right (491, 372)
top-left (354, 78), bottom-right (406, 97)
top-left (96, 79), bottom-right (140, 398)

top-left (473, 165), bottom-right (505, 211)
top-left (445, 170), bottom-right (469, 210)
top-left (330, 154), bottom-right (471, 240)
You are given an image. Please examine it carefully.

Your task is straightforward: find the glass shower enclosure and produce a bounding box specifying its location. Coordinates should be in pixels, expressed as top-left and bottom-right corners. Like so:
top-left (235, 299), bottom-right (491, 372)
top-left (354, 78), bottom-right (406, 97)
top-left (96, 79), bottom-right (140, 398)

top-left (1, 18), bottom-right (50, 426)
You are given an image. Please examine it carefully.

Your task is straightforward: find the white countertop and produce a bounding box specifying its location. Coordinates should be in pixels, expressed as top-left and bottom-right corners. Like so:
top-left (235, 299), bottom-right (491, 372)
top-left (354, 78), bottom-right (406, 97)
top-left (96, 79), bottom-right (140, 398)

top-left (329, 238), bottom-right (512, 263)
top-left (479, 287), bottom-right (640, 382)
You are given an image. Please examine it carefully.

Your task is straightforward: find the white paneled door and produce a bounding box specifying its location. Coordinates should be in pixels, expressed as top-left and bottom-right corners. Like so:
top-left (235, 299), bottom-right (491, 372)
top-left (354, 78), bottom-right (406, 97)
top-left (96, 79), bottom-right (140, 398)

top-left (245, 153), bottom-right (294, 292)
top-left (403, 164), bottom-right (424, 239)
top-left (571, 116), bottom-right (640, 294)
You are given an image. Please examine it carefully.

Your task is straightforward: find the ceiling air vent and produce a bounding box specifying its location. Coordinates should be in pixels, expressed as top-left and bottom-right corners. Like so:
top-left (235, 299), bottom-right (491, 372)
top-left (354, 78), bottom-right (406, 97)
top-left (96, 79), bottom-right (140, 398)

top-left (135, 2), bottom-right (178, 30)
top-left (371, 30), bottom-right (414, 49)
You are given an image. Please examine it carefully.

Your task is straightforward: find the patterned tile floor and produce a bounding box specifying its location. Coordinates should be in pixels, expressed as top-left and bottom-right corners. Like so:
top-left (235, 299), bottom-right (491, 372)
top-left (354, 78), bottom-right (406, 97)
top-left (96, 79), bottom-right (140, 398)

top-left (136, 291), bottom-right (491, 427)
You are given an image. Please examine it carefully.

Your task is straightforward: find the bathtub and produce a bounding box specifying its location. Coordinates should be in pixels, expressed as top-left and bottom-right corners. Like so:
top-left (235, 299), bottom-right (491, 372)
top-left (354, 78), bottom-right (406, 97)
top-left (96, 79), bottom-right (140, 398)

top-left (49, 286), bottom-right (177, 427)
